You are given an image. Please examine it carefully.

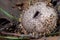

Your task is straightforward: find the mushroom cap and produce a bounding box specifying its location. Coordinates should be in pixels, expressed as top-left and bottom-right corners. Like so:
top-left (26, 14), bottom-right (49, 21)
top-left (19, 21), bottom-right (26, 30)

top-left (22, 2), bottom-right (57, 35)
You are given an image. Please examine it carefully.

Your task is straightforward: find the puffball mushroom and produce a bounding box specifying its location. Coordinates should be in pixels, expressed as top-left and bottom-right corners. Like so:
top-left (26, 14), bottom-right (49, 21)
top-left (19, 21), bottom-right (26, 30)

top-left (21, 2), bottom-right (57, 36)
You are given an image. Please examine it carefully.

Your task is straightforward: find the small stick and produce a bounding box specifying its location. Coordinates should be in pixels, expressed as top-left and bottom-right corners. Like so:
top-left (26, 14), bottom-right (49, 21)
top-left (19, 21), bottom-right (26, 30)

top-left (0, 31), bottom-right (35, 38)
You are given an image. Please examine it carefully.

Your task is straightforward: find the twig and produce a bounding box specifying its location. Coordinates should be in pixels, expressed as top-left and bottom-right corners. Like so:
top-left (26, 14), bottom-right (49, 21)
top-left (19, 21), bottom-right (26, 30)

top-left (0, 31), bottom-right (35, 38)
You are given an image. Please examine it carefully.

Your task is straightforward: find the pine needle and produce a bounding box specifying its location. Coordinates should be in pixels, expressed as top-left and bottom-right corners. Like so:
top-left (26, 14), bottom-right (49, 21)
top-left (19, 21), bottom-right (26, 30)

top-left (0, 7), bottom-right (18, 21)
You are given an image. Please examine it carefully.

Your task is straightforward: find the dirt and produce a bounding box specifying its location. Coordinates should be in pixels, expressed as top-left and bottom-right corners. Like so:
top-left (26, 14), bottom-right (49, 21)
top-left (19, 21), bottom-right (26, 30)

top-left (30, 36), bottom-right (60, 40)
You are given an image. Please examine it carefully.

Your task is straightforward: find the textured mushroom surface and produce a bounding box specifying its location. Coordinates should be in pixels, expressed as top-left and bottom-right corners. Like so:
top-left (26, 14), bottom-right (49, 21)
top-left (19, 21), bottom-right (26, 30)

top-left (22, 2), bottom-right (57, 35)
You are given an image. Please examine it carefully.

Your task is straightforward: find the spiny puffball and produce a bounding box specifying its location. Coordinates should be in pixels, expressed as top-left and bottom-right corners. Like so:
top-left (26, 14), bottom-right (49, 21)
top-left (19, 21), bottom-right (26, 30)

top-left (21, 2), bottom-right (57, 35)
